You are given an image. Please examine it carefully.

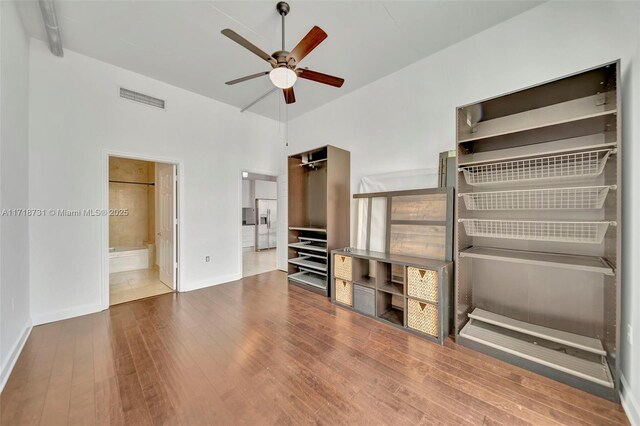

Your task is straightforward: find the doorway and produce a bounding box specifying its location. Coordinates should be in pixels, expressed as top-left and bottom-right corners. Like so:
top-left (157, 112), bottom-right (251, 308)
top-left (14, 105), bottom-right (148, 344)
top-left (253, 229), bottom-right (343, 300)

top-left (241, 172), bottom-right (278, 277)
top-left (108, 156), bottom-right (177, 305)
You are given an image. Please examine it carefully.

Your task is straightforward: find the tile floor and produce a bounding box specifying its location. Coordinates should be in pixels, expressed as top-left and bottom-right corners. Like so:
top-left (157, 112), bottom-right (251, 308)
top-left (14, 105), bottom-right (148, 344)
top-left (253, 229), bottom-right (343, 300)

top-left (243, 247), bottom-right (278, 277)
top-left (109, 267), bottom-right (173, 305)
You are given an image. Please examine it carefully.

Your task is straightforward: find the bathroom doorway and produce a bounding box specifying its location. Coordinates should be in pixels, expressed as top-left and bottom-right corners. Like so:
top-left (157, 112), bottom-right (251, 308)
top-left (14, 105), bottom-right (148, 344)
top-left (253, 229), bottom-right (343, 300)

top-left (108, 156), bottom-right (177, 305)
top-left (241, 172), bottom-right (278, 277)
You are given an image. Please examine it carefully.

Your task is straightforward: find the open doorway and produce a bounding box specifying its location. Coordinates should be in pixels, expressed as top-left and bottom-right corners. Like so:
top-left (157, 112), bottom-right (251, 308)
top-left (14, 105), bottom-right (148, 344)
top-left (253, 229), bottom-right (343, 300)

top-left (241, 172), bottom-right (278, 277)
top-left (108, 156), bottom-right (177, 305)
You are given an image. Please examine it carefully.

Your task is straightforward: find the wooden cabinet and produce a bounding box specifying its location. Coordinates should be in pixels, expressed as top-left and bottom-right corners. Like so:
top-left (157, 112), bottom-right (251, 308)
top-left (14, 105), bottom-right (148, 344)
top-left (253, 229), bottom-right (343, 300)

top-left (330, 249), bottom-right (453, 344)
top-left (287, 145), bottom-right (350, 297)
top-left (455, 61), bottom-right (621, 401)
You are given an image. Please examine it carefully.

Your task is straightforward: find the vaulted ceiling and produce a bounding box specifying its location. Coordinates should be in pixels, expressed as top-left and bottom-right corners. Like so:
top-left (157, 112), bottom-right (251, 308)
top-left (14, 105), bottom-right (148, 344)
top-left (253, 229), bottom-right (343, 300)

top-left (18, 1), bottom-right (543, 121)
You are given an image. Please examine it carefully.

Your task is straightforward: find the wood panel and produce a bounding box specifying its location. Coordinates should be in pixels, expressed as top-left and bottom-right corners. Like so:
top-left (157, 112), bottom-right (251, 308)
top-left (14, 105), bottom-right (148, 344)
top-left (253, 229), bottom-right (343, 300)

top-left (0, 270), bottom-right (629, 426)
top-left (390, 224), bottom-right (447, 260)
top-left (391, 193), bottom-right (447, 221)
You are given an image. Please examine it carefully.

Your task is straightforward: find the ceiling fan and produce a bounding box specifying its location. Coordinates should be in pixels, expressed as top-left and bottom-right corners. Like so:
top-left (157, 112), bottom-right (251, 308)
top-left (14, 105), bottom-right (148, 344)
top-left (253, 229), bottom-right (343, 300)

top-left (221, 1), bottom-right (344, 108)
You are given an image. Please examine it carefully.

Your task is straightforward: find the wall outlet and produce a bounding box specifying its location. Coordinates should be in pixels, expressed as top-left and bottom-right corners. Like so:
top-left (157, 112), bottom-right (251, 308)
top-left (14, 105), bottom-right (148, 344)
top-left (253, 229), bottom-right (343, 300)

top-left (205, 256), bottom-right (210, 262)
top-left (627, 324), bottom-right (633, 345)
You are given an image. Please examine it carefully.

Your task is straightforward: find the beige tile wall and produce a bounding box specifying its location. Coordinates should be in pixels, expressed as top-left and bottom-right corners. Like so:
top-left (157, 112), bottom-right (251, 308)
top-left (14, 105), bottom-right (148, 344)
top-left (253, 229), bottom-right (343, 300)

top-left (109, 157), bottom-right (156, 248)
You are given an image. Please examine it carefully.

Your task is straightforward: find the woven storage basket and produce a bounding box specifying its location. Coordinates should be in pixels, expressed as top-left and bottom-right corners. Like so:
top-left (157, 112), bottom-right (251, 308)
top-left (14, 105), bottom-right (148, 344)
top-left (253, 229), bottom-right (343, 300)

top-left (334, 255), bottom-right (352, 280)
top-left (335, 279), bottom-right (352, 306)
top-left (407, 267), bottom-right (439, 303)
top-left (407, 299), bottom-right (438, 337)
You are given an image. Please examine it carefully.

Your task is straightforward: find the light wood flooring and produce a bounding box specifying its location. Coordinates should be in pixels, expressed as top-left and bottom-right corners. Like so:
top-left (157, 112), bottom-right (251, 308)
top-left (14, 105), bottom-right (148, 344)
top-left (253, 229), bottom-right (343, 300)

top-left (0, 270), bottom-right (629, 425)
top-left (242, 247), bottom-right (277, 277)
top-left (109, 268), bottom-right (173, 306)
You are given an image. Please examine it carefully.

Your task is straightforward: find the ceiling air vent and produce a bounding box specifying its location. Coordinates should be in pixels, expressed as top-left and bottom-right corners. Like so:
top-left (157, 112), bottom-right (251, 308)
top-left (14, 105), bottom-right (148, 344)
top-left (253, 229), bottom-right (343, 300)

top-left (119, 88), bottom-right (166, 109)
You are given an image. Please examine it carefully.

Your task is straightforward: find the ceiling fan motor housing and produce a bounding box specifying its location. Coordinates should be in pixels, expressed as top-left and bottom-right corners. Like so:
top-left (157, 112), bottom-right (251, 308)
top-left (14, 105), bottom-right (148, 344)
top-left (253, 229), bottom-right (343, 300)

top-left (272, 50), bottom-right (292, 68)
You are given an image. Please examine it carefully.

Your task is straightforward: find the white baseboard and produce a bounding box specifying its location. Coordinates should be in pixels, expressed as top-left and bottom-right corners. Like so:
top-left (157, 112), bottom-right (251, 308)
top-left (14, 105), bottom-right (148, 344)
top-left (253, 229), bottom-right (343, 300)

top-left (182, 273), bottom-right (243, 292)
top-left (622, 375), bottom-right (640, 426)
top-left (31, 302), bottom-right (103, 326)
top-left (0, 321), bottom-right (32, 392)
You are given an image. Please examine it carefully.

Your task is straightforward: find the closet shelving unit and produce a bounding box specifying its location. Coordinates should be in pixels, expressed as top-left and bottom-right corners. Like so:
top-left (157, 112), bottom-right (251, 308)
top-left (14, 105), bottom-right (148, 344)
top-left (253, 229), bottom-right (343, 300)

top-left (331, 248), bottom-right (453, 343)
top-left (454, 61), bottom-right (621, 400)
top-left (287, 145), bottom-right (350, 297)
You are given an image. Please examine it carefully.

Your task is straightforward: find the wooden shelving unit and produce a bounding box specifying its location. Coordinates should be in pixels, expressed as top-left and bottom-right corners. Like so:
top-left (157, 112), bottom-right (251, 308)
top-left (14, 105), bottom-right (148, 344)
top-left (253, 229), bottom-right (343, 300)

top-left (287, 145), bottom-right (350, 297)
top-left (331, 248), bottom-right (453, 344)
top-left (454, 61), bottom-right (621, 401)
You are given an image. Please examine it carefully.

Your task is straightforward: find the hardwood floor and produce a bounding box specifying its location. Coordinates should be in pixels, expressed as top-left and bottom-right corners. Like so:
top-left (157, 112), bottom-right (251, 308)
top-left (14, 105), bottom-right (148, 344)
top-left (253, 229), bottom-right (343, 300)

top-left (1, 270), bottom-right (629, 425)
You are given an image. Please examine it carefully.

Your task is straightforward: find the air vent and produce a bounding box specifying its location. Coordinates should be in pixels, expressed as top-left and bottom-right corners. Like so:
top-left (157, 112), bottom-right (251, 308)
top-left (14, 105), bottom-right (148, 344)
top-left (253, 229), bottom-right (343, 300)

top-left (119, 88), bottom-right (165, 109)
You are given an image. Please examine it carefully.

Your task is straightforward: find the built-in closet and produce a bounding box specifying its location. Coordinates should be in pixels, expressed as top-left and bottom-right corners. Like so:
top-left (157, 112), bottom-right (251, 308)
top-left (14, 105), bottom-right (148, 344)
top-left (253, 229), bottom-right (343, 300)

top-left (287, 145), bottom-right (350, 296)
top-left (455, 61), bottom-right (621, 400)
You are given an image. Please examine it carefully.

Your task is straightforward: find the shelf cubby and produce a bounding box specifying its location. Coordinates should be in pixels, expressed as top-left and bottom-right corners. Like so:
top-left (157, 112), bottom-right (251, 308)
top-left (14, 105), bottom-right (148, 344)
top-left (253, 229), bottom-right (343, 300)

top-left (352, 257), bottom-right (375, 288)
top-left (377, 291), bottom-right (404, 326)
top-left (376, 262), bottom-right (404, 296)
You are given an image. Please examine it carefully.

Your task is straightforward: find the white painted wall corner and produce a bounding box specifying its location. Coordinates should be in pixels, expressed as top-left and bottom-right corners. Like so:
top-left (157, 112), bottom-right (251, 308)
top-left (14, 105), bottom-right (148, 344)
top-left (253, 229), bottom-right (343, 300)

top-left (622, 375), bottom-right (640, 426)
top-left (0, 321), bottom-right (32, 393)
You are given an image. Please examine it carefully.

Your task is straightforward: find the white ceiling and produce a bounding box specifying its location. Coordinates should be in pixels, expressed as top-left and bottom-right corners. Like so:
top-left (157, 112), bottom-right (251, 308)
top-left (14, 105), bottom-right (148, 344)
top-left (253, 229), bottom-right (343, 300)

top-left (18, 1), bottom-right (543, 121)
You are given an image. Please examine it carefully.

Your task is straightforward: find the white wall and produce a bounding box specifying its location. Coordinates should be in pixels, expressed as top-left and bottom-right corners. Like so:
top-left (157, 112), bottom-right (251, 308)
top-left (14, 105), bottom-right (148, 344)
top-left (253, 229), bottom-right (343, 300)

top-left (288, 1), bottom-right (640, 419)
top-left (28, 39), bottom-right (284, 323)
top-left (0, 1), bottom-right (32, 389)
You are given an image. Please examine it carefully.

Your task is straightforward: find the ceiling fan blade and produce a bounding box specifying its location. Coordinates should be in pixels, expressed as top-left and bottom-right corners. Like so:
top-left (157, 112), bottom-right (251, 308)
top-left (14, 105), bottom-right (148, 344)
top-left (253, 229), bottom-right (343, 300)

top-left (221, 29), bottom-right (276, 65)
top-left (225, 71), bottom-right (269, 85)
top-left (297, 69), bottom-right (344, 88)
top-left (286, 26), bottom-right (327, 65)
top-left (283, 87), bottom-right (296, 104)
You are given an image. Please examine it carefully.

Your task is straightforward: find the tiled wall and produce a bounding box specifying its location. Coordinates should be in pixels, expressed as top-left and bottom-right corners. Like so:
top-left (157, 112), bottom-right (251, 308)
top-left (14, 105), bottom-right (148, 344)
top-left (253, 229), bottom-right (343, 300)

top-left (109, 157), bottom-right (156, 248)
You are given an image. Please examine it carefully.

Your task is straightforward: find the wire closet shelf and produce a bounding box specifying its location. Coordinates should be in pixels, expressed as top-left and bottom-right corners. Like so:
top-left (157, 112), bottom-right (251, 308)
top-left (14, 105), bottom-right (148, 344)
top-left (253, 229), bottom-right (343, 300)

top-left (459, 185), bottom-right (615, 210)
top-left (459, 219), bottom-right (615, 244)
top-left (459, 148), bottom-right (615, 186)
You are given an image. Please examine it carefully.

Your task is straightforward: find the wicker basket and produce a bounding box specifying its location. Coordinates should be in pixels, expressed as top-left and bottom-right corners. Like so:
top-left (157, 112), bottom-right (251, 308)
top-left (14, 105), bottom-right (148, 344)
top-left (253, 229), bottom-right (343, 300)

top-left (407, 267), bottom-right (439, 303)
top-left (335, 279), bottom-right (352, 306)
top-left (334, 255), bottom-right (352, 280)
top-left (407, 299), bottom-right (438, 336)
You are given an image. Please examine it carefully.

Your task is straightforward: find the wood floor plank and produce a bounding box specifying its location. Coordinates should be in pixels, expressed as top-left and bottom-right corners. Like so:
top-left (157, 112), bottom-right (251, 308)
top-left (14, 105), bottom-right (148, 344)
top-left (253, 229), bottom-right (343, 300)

top-left (0, 270), bottom-right (630, 426)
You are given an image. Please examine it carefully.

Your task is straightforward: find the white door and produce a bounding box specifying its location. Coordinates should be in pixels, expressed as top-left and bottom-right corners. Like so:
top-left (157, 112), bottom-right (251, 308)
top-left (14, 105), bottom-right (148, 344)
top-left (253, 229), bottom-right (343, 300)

top-left (156, 163), bottom-right (176, 289)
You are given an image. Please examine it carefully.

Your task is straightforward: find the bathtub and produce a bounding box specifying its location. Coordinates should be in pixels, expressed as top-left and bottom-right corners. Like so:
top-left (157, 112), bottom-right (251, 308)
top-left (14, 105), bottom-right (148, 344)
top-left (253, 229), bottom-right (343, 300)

top-left (109, 246), bottom-right (150, 273)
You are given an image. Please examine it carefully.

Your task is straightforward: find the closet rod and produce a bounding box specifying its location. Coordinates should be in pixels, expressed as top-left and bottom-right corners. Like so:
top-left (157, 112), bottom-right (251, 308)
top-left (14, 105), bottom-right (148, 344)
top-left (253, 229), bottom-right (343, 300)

top-left (109, 180), bottom-right (155, 186)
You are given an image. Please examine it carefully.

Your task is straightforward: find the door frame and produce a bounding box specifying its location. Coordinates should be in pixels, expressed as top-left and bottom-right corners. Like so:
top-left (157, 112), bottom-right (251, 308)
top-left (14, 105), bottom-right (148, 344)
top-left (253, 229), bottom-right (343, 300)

top-left (101, 150), bottom-right (184, 310)
top-left (237, 168), bottom-right (279, 277)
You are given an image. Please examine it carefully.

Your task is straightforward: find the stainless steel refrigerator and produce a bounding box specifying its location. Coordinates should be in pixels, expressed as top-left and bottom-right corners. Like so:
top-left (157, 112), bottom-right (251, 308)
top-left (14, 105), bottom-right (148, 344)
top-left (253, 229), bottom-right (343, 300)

top-left (256, 199), bottom-right (277, 250)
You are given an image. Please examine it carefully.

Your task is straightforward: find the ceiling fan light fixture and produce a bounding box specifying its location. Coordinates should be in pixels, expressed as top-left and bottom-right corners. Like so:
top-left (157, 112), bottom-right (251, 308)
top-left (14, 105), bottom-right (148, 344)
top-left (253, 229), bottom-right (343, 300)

top-left (269, 67), bottom-right (297, 89)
